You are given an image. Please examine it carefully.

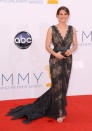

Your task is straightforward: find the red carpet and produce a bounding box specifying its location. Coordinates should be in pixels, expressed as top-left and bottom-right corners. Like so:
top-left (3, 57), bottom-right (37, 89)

top-left (0, 95), bottom-right (92, 131)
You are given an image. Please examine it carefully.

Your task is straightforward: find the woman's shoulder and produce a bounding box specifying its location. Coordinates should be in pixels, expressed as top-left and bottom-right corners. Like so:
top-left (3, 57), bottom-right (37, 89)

top-left (49, 25), bottom-right (55, 29)
top-left (69, 25), bottom-right (76, 34)
top-left (46, 26), bottom-right (53, 34)
top-left (47, 25), bottom-right (55, 32)
top-left (69, 25), bottom-right (76, 30)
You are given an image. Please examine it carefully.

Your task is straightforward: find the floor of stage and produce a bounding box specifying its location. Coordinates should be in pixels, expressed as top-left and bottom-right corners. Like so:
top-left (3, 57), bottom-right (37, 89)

top-left (0, 95), bottom-right (92, 131)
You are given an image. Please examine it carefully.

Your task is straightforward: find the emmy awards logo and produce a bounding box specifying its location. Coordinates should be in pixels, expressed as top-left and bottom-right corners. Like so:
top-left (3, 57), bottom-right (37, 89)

top-left (45, 65), bottom-right (51, 87)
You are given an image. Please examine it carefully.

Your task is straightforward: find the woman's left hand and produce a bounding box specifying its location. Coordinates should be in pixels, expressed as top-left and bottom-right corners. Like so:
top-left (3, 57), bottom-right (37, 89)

top-left (65, 49), bottom-right (72, 56)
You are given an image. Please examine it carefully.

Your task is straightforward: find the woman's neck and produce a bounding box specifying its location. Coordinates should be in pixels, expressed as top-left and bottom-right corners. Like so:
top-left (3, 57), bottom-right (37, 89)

top-left (58, 22), bottom-right (67, 28)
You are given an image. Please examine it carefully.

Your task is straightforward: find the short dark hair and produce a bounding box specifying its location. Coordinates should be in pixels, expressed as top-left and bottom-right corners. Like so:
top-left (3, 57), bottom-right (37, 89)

top-left (56, 6), bottom-right (70, 15)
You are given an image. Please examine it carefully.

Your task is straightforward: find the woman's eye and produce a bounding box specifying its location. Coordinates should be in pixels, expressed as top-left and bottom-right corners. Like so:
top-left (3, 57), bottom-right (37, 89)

top-left (60, 13), bottom-right (67, 15)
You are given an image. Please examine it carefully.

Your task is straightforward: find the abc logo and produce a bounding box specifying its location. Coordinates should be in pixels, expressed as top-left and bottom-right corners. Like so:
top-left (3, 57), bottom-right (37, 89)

top-left (14, 31), bottom-right (32, 49)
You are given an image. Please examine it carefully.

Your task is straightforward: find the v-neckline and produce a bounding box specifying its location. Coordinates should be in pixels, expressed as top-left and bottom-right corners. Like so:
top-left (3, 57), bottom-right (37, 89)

top-left (54, 25), bottom-right (70, 41)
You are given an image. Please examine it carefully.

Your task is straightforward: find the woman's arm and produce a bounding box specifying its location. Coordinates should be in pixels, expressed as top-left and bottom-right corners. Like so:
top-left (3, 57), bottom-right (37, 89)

top-left (71, 26), bottom-right (77, 52)
top-left (45, 27), bottom-right (57, 57)
top-left (65, 26), bottom-right (77, 56)
top-left (45, 27), bottom-right (65, 59)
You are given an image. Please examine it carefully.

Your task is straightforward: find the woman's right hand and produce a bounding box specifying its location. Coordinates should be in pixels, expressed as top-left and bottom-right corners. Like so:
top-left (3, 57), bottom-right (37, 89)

top-left (55, 51), bottom-right (66, 59)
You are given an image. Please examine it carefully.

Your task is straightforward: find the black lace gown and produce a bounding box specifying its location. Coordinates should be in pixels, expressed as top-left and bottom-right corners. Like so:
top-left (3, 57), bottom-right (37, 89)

top-left (5, 25), bottom-right (73, 124)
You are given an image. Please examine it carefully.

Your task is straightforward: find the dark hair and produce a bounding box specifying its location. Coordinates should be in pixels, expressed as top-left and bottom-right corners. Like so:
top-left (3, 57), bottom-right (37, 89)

top-left (56, 6), bottom-right (70, 15)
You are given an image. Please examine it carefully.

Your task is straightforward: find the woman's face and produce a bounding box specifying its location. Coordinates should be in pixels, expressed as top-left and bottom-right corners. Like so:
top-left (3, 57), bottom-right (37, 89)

top-left (56, 9), bottom-right (69, 23)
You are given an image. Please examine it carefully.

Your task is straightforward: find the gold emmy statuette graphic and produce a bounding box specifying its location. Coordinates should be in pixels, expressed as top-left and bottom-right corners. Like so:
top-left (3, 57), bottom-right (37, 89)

top-left (47, 0), bottom-right (58, 4)
top-left (45, 65), bottom-right (51, 87)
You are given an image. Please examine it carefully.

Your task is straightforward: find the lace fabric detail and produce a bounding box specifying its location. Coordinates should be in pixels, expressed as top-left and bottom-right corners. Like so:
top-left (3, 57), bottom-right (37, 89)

top-left (54, 25), bottom-right (70, 41)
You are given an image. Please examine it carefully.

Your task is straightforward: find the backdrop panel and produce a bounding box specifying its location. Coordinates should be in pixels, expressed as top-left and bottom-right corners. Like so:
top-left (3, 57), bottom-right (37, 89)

top-left (0, 0), bottom-right (92, 100)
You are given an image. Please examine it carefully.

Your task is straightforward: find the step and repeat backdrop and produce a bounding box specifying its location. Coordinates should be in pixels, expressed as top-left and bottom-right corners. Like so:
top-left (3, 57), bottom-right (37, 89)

top-left (0, 0), bottom-right (92, 100)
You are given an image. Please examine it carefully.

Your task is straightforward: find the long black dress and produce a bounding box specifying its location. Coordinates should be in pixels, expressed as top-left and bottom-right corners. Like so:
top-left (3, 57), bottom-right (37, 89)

top-left (6, 25), bottom-right (73, 124)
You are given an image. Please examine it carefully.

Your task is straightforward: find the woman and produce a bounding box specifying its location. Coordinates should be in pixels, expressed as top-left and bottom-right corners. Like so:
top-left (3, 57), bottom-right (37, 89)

top-left (45, 6), bottom-right (77, 122)
top-left (6, 6), bottom-right (77, 124)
